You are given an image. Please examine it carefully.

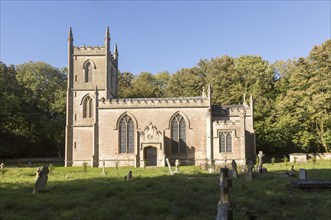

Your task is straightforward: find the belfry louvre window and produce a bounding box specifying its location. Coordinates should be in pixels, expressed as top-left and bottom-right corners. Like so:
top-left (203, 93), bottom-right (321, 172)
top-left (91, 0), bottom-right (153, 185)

top-left (82, 96), bottom-right (93, 118)
top-left (119, 115), bottom-right (134, 153)
top-left (219, 132), bottom-right (232, 153)
top-left (84, 61), bottom-right (92, 82)
top-left (171, 114), bottom-right (186, 153)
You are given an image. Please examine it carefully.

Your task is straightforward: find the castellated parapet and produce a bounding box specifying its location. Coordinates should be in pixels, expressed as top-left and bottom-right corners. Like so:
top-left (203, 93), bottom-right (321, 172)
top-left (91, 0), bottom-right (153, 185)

top-left (98, 96), bottom-right (210, 109)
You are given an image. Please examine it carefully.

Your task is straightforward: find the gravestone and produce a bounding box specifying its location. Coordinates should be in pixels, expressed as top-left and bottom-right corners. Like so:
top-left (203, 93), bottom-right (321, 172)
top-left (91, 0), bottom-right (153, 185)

top-left (289, 165), bottom-right (295, 177)
top-left (299, 169), bottom-right (307, 180)
top-left (258, 151), bottom-right (264, 174)
top-left (33, 165), bottom-right (49, 194)
top-left (216, 167), bottom-right (233, 220)
top-left (166, 158), bottom-right (174, 176)
top-left (230, 160), bottom-right (238, 179)
top-left (246, 160), bottom-right (253, 182)
top-left (124, 171), bottom-right (132, 181)
top-left (101, 161), bottom-right (107, 175)
top-left (174, 159), bottom-right (180, 173)
top-left (0, 163), bottom-right (4, 179)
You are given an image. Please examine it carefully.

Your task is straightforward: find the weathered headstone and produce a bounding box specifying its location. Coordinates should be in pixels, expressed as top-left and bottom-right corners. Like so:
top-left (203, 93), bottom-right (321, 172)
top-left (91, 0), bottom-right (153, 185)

top-left (33, 165), bottom-right (49, 194)
top-left (124, 171), bottom-right (133, 181)
top-left (246, 160), bottom-right (253, 182)
top-left (230, 160), bottom-right (238, 179)
top-left (216, 167), bottom-right (233, 220)
top-left (258, 151), bottom-right (264, 174)
top-left (166, 158), bottom-right (174, 176)
top-left (299, 169), bottom-right (307, 180)
top-left (174, 159), bottom-right (180, 173)
top-left (101, 161), bottom-right (107, 175)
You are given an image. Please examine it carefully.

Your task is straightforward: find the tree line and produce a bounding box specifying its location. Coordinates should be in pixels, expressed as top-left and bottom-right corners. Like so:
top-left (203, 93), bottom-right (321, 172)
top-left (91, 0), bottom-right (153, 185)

top-left (0, 40), bottom-right (330, 158)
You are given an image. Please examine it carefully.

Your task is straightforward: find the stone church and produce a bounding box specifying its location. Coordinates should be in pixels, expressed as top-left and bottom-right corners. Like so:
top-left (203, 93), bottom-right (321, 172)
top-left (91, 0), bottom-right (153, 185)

top-left (65, 27), bottom-right (256, 167)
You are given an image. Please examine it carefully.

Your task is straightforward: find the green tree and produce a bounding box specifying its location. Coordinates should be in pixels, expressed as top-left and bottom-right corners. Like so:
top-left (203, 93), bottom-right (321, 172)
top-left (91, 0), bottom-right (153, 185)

top-left (118, 71), bottom-right (135, 98)
top-left (168, 67), bottom-right (205, 97)
top-left (274, 40), bottom-right (331, 152)
top-left (0, 61), bottom-right (67, 158)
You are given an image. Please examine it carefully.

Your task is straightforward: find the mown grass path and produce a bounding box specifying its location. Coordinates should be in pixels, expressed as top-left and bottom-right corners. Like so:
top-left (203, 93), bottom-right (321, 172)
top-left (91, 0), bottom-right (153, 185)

top-left (0, 160), bottom-right (330, 220)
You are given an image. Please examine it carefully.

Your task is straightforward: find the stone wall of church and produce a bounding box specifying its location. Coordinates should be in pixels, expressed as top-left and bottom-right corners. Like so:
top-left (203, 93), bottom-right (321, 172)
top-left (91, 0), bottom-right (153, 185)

top-left (72, 127), bottom-right (94, 166)
top-left (211, 106), bottom-right (255, 165)
top-left (97, 101), bottom-right (209, 167)
top-left (73, 47), bottom-right (108, 91)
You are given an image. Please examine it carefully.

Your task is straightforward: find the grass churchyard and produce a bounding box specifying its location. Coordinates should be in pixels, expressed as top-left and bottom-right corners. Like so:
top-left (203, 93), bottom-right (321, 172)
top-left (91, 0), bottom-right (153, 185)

top-left (0, 160), bottom-right (330, 220)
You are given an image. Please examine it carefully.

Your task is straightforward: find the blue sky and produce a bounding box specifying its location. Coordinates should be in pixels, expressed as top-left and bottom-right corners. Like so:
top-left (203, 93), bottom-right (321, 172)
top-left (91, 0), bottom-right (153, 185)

top-left (1, 1), bottom-right (330, 74)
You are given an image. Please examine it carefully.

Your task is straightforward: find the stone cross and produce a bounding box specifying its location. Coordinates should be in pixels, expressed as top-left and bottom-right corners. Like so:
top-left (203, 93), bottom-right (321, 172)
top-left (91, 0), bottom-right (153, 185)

top-left (174, 159), bottom-right (180, 173)
top-left (216, 167), bottom-right (233, 220)
top-left (258, 151), bottom-right (264, 174)
top-left (166, 158), bottom-right (174, 176)
top-left (231, 160), bottom-right (238, 179)
top-left (33, 165), bottom-right (49, 194)
top-left (246, 160), bottom-right (253, 182)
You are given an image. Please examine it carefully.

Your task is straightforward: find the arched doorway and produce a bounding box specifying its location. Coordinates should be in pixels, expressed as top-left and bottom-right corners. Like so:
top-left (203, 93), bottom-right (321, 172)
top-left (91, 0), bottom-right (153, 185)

top-left (144, 147), bottom-right (157, 166)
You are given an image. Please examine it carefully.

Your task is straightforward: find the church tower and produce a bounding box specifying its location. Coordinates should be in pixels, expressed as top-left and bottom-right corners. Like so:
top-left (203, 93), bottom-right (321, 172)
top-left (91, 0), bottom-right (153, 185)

top-left (65, 27), bottom-right (118, 167)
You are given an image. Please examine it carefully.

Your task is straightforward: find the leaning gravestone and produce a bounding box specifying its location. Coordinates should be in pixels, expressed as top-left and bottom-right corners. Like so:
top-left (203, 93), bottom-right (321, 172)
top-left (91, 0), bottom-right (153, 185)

top-left (166, 158), bottom-right (174, 176)
top-left (33, 165), bottom-right (49, 194)
top-left (230, 160), bottom-right (238, 179)
top-left (216, 167), bottom-right (233, 220)
top-left (246, 160), bottom-right (253, 182)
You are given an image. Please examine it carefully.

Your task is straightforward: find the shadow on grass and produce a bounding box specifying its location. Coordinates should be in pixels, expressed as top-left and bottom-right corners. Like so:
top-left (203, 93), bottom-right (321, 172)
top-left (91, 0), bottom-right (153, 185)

top-left (0, 172), bottom-right (220, 220)
top-left (1, 167), bottom-right (331, 220)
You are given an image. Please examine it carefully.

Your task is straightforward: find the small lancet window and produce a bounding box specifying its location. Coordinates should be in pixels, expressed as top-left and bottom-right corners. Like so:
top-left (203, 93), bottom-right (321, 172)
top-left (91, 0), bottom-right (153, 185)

top-left (84, 61), bottom-right (93, 82)
top-left (83, 96), bottom-right (93, 118)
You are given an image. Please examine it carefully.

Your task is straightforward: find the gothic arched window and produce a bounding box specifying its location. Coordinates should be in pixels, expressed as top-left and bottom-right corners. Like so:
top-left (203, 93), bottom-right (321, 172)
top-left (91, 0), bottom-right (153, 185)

top-left (83, 96), bottom-right (93, 118)
top-left (171, 114), bottom-right (186, 153)
top-left (84, 61), bottom-right (93, 82)
top-left (219, 132), bottom-right (232, 153)
top-left (119, 115), bottom-right (134, 153)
